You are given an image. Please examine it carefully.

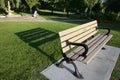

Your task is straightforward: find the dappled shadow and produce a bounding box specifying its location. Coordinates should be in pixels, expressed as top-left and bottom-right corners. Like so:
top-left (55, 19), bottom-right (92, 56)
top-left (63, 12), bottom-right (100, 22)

top-left (38, 10), bottom-right (92, 24)
top-left (52, 19), bottom-right (91, 24)
top-left (38, 10), bottom-right (66, 18)
top-left (15, 28), bottom-right (59, 63)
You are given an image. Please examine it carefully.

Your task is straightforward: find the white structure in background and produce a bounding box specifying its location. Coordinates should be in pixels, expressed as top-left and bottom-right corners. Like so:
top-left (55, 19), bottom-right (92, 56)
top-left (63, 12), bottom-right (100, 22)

top-left (7, 0), bottom-right (12, 15)
top-left (33, 10), bottom-right (38, 18)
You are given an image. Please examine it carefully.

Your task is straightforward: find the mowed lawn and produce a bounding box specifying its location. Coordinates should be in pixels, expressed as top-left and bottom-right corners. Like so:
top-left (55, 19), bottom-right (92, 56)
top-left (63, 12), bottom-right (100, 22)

top-left (0, 22), bottom-right (120, 80)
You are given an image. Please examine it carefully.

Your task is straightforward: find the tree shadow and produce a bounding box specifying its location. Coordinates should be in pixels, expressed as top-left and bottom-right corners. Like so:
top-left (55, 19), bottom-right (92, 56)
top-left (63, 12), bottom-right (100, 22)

top-left (15, 28), bottom-right (59, 63)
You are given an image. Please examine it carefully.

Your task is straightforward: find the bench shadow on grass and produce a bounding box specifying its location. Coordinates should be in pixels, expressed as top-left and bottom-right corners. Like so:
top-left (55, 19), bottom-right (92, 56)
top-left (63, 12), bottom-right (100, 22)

top-left (15, 28), bottom-right (58, 63)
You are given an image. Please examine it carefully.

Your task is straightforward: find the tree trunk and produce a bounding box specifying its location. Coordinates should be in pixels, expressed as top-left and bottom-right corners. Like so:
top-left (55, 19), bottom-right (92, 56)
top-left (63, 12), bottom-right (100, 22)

top-left (66, 9), bottom-right (69, 17)
top-left (51, 7), bottom-right (54, 15)
top-left (30, 7), bottom-right (32, 14)
top-left (89, 8), bottom-right (92, 19)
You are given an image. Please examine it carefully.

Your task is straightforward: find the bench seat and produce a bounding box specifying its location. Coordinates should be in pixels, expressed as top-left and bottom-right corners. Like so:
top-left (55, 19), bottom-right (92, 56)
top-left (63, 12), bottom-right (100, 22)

top-left (67, 34), bottom-right (112, 64)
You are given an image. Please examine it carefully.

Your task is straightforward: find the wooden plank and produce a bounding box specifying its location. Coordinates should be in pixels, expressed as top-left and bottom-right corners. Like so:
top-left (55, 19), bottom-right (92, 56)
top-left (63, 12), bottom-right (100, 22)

top-left (67, 34), bottom-right (102, 58)
top-left (61, 29), bottom-right (97, 48)
top-left (60, 24), bottom-right (97, 42)
top-left (59, 20), bottom-right (97, 37)
top-left (62, 45), bottom-right (74, 53)
top-left (73, 30), bottom-right (97, 43)
top-left (61, 31), bottom-right (97, 53)
top-left (76, 34), bottom-right (107, 61)
top-left (61, 30), bottom-right (96, 48)
top-left (70, 34), bottom-right (106, 60)
top-left (82, 34), bottom-right (113, 64)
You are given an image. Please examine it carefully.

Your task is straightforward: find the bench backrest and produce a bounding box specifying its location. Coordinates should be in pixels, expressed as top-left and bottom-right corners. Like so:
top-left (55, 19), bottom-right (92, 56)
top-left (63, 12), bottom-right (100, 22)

top-left (59, 20), bottom-right (98, 53)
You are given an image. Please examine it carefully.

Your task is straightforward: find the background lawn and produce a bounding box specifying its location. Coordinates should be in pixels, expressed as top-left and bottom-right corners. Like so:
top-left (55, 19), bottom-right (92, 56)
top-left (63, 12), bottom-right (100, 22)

top-left (0, 21), bottom-right (120, 80)
top-left (38, 9), bottom-right (82, 20)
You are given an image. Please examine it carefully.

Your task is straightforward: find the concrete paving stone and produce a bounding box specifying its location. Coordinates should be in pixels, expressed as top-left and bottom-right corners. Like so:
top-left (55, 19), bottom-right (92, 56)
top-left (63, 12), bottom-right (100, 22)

top-left (41, 45), bottom-right (120, 80)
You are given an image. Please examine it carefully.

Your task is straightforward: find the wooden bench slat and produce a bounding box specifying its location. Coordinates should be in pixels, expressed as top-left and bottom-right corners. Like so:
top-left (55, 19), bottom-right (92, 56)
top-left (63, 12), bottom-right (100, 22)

top-left (67, 34), bottom-right (102, 58)
top-left (59, 20), bottom-right (97, 37)
top-left (61, 28), bottom-right (97, 48)
top-left (69, 28), bottom-right (97, 42)
top-left (80, 34), bottom-right (112, 64)
top-left (60, 24), bottom-right (97, 42)
top-left (69, 34), bottom-right (106, 60)
top-left (61, 31), bottom-right (97, 52)
top-left (75, 34), bottom-right (107, 61)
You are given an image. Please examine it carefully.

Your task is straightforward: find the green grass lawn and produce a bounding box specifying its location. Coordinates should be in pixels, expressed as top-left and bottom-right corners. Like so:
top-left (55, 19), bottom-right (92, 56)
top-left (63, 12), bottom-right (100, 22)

top-left (0, 21), bottom-right (120, 80)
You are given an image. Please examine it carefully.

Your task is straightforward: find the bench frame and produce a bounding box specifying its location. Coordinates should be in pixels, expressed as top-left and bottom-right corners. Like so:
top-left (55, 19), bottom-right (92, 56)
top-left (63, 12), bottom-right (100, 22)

top-left (56, 20), bottom-right (111, 78)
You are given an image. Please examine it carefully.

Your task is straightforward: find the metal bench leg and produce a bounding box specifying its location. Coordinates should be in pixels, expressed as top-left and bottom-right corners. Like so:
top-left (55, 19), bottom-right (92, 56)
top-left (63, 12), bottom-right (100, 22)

top-left (56, 58), bottom-right (83, 78)
top-left (102, 47), bottom-right (106, 50)
top-left (69, 61), bottom-right (84, 79)
top-left (56, 59), bottom-right (65, 68)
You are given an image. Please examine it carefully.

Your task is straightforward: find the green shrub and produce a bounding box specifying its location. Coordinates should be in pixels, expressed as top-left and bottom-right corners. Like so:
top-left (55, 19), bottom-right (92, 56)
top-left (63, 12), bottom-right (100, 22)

top-left (104, 12), bottom-right (118, 21)
top-left (0, 8), bottom-right (7, 15)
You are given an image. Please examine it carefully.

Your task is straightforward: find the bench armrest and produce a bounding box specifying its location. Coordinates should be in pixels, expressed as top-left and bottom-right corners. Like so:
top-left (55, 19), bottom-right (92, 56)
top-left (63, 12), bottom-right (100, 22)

top-left (96, 27), bottom-right (110, 35)
top-left (66, 40), bottom-right (88, 59)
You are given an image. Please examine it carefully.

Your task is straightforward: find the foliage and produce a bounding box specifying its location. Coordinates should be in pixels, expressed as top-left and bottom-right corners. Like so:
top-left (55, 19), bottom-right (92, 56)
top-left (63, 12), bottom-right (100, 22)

top-left (105, 0), bottom-right (120, 13)
top-left (102, 0), bottom-right (120, 21)
top-left (0, 0), bottom-right (119, 21)
top-left (92, 0), bottom-right (103, 13)
top-left (13, 0), bottom-right (20, 9)
top-left (0, 0), bottom-right (5, 9)
top-left (86, 0), bottom-right (98, 18)
top-left (0, 0), bottom-right (7, 14)
top-left (104, 12), bottom-right (118, 21)
top-left (19, 4), bottom-right (29, 13)
top-left (44, 0), bottom-right (56, 14)
top-left (25, 0), bottom-right (39, 13)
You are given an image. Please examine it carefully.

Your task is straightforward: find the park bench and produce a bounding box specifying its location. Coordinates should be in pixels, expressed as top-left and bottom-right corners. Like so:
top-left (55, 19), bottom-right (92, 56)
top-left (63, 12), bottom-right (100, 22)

top-left (56, 20), bottom-right (112, 78)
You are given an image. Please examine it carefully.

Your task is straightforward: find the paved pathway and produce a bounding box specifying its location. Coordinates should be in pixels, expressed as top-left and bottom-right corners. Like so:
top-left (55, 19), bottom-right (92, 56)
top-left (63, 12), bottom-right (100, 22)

top-left (0, 15), bottom-right (47, 22)
top-left (0, 15), bottom-right (89, 22)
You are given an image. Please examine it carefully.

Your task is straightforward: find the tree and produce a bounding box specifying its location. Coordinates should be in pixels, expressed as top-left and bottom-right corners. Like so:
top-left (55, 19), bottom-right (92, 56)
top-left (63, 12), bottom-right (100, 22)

top-left (92, 0), bottom-right (103, 13)
top-left (7, 0), bottom-right (18, 10)
top-left (86, 0), bottom-right (98, 18)
top-left (57, 0), bottom-right (70, 17)
top-left (105, 0), bottom-right (120, 13)
top-left (104, 0), bottom-right (120, 20)
top-left (57, 0), bottom-right (88, 17)
top-left (0, 0), bottom-right (5, 9)
top-left (64, 0), bottom-right (70, 17)
top-left (47, 0), bottom-right (55, 14)
top-left (13, 0), bottom-right (20, 9)
top-left (44, 0), bottom-right (59, 14)
top-left (69, 0), bottom-right (88, 13)
top-left (25, 0), bottom-right (39, 13)
top-left (0, 0), bottom-right (6, 14)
